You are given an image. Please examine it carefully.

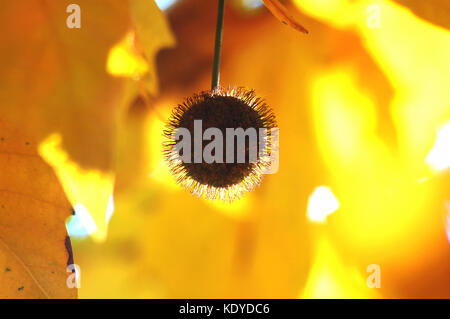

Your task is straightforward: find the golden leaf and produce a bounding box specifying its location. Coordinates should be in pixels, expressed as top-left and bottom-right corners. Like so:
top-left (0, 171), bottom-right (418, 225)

top-left (0, 119), bottom-right (76, 298)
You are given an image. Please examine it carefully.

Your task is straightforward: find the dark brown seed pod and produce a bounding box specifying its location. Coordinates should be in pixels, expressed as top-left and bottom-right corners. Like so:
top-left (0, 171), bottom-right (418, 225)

top-left (163, 87), bottom-right (277, 201)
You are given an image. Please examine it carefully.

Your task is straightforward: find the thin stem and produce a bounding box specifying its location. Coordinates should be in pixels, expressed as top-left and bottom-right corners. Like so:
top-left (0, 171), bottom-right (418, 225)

top-left (211, 0), bottom-right (225, 91)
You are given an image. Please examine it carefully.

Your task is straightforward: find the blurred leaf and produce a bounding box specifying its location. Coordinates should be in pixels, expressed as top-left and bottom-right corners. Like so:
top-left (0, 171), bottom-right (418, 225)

top-left (0, 119), bottom-right (76, 298)
top-left (0, 0), bottom-right (129, 170)
top-left (130, 0), bottom-right (176, 95)
top-left (392, 0), bottom-right (450, 31)
top-left (0, 0), bottom-right (174, 240)
top-left (262, 0), bottom-right (308, 33)
top-left (0, 0), bottom-right (174, 169)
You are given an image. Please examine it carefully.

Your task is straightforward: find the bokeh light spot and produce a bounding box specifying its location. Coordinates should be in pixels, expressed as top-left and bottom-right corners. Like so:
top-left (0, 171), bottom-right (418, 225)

top-left (307, 186), bottom-right (340, 223)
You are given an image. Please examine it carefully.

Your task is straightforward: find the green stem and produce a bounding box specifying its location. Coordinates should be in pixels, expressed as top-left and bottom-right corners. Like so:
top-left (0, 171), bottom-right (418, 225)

top-left (211, 0), bottom-right (225, 91)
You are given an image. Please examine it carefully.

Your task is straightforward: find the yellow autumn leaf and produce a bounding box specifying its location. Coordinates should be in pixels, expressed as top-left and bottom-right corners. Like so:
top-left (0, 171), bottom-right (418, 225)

top-left (0, 0), bottom-right (174, 240)
top-left (0, 119), bottom-right (76, 298)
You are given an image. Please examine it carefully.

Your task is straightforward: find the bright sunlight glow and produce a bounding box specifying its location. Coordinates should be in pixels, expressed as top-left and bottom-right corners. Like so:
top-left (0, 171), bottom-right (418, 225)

top-left (426, 122), bottom-right (450, 171)
top-left (307, 186), bottom-right (340, 223)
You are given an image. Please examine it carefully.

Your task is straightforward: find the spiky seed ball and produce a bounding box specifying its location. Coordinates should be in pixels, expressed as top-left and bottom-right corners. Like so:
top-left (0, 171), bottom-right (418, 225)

top-left (163, 87), bottom-right (277, 201)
